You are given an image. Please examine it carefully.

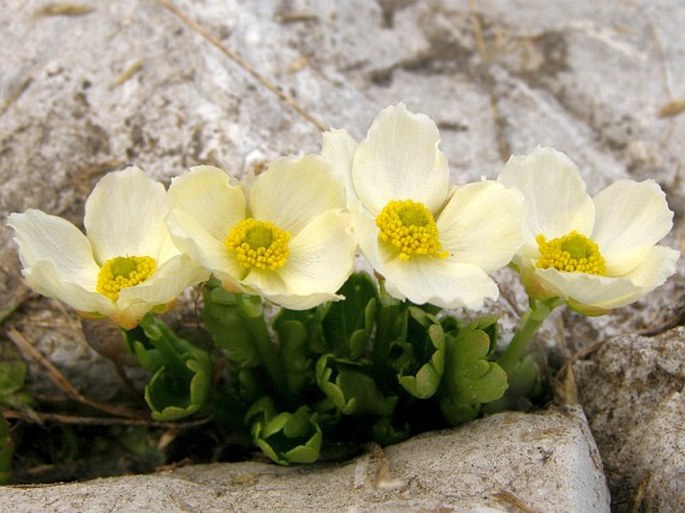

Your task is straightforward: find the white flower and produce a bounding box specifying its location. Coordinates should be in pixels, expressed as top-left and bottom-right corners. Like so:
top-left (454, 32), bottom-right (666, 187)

top-left (7, 167), bottom-right (208, 329)
top-left (166, 157), bottom-right (357, 310)
top-left (322, 103), bottom-right (526, 309)
top-left (498, 146), bottom-right (680, 315)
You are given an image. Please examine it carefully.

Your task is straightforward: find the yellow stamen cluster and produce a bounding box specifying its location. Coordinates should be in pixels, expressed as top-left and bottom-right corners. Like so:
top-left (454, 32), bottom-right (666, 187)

top-left (225, 218), bottom-right (291, 271)
top-left (376, 199), bottom-right (448, 261)
top-left (536, 231), bottom-right (606, 275)
top-left (97, 255), bottom-right (157, 301)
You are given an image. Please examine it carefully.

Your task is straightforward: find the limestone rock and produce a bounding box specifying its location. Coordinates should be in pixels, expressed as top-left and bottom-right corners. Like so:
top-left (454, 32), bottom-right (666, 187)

top-left (0, 405), bottom-right (609, 513)
top-left (574, 327), bottom-right (685, 512)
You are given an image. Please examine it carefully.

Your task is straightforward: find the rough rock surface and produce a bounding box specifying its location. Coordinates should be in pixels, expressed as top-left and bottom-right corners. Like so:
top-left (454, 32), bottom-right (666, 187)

top-left (574, 327), bottom-right (685, 513)
top-left (0, 405), bottom-right (609, 513)
top-left (0, 0), bottom-right (684, 510)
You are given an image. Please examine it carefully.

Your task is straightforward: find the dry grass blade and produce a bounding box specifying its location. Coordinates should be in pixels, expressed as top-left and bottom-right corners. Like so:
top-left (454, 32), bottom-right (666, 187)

top-left (34, 3), bottom-right (94, 17)
top-left (0, 77), bottom-right (32, 118)
top-left (6, 328), bottom-right (143, 419)
top-left (493, 490), bottom-right (541, 513)
top-left (110, 60), bottom-right (144, 89)
top-left (153, 0), bottom-right (328, 132)
top-left (658, 99), bottom-right (685, 118)
top-left (3, 409), bottom-right (211, 429)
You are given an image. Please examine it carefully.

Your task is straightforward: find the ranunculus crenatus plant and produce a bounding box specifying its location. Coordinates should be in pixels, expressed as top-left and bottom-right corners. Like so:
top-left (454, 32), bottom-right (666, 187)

top-left (495, 146), bottom-right (679, 374)
top-left (5, 105), bottom-right (679, 469)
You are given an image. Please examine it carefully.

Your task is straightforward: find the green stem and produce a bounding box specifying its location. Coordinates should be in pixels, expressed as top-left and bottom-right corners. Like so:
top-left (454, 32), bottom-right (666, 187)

top-left (497, 298), bottom-right (563, 374)
top-left (372, 280), bottom-right (405, 364)
top-left (240, 297), bottom-right (293, 406)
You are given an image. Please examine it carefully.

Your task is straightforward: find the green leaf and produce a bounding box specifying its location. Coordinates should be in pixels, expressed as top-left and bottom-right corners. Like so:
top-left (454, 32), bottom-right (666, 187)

top-left (316, 354), bottom-right (397, 416)
top-left (393, 307), bottom-right (445, 399)
top-left (439, 321), bottom-right (508, 426)
top-left (482, 355), bottom-right (543, 414)
top-left (145, 356), bottom-right (211, 421)
top-left (246, 397), bottom-right (322, 465)
top-left (372, 417), bottom-right (410, 446)
top-left (322, 272), bottom-right (378, 359)
top-left (274, 305), bottom-right (328, 355)
top-left (0, 360), bottom-right (33, 410)
top-left (123, 325), bottom-right (163, 372)
top-left (467, 316), bottom-right (499, 356)
top-left (128, 316), bottom-right (213, 421)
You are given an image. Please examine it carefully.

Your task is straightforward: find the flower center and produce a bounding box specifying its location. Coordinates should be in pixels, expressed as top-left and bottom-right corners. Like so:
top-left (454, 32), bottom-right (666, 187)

top-left (97, 255), bottom-right (157, 301)
top-left (536, 231), bottom-right (606, 275)
top-left (225, 218), bottom-right (291, 271)
top-left (376, 199), bottom-right (447, 261)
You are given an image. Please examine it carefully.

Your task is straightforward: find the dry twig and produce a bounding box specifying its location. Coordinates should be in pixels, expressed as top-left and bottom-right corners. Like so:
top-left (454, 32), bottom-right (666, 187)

top-left (6, 328), bottom-right (142, 419)
top-left (153, 0), bottom-right (328, 132)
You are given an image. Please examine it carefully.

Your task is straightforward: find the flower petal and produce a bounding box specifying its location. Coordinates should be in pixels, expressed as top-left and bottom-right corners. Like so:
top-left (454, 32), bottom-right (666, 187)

top-left (249, 155), bottom-right (346, 234)
top-left (592, 180), bottom-right (674, 275)
top-left (118, 253), bottom-right (208, 312)
top-left (437, 181), bottom-right (525, 274)
top-left (22, 260), bottom-right (113, 315)
top-left (534, 268), bottom-right (642, 310)
top-left (321, 129), bottom-right (359, 207)
top-left (351, 103), bottom-right (449, 214)
top-left (166, 208), bottom-right (244, 291)
top-left (7, 210), bottom-right (100, 285)
top-left (263, 291), bottom-right (343, 311)
top-left (498, 147), bottom-right (595, 243)
top-left (277, 210), bottom-right (356, 298)
top-left (241, 268), bottom-right (288, 299)
top-left (350, 205), bottom-right (385, 272)
top-left (383, 257), bottom-right (499, 309)
top-left (168, 166), bottom-right (246, 241)
top-left (84, 167), bottom-right (169, 263)
top-left (618, 245), bottom-right (679, 303)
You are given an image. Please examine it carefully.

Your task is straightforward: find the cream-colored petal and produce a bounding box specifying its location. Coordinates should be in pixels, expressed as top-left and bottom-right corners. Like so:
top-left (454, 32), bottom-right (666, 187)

top-left (265, 292), bottom-right (344, 311)
top-left (534, 268), bottom-right (642, 309)
top-left (613, 245), bottom-right (680, 306)
top-left (321, 129), bottom-right (359, 207)
top-left (166, 209), bottom-right (244, 287)
top-left (241, 268), bottom-right (289, 299)
top-left (277, 210), bottom-right (356, 298)
top-left (351, 103), bottom-right (449, 214)
top-left (156, 233), bottom-right (185, 265)
top-left (118, 253), bottom-right (208, 309)
top-left (592, 180), bottom-right (674, 275)
top-left (23, 260), bottom-right (113, 315)
top-left (383, 257), bottom-right (499, 309)
top-left (249, 155), bottom-right (346, 234)
top-left (8, 210), bottom-right (101, 285)
top-left (498, 147), bottom-right (595, 242)
top-left (351, 205), bottom-right (385, 272)
top-left (168, 166), bottom-right (246, 241)
top-left (84, 167), bottom-right (168, 263)
top-left (437, 181), bottom-right (525, 274)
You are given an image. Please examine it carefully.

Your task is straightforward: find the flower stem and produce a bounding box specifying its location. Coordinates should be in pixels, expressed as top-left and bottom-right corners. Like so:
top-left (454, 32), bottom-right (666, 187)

top-left (239, 296), bottom-right (293, 406)
top-left (372, 279), bottom-right (405, 364)
top-left (497, 298), bottom-right (563, 374)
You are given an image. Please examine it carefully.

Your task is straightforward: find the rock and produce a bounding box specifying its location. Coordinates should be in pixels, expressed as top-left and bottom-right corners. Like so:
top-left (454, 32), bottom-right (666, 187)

top-left (0, 404), bottom-right (609, 513)
top-left (574, 327), bottom-right (685, 512)
top-left (1, 0), bottom-right (683, 503)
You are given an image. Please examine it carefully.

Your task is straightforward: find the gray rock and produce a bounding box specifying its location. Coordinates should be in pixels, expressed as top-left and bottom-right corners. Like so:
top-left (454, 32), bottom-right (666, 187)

top-left (0, 405), bottom-right (609, 513)
top-left (1, 0), bottom-right (684, 505)
top-left (574, 327), bottom-right (685, 512)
